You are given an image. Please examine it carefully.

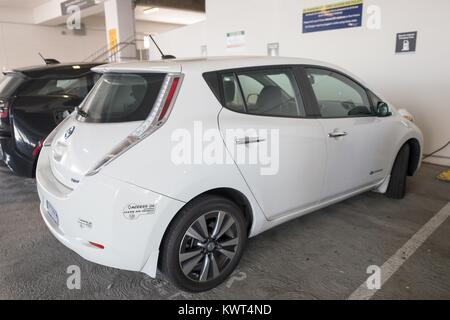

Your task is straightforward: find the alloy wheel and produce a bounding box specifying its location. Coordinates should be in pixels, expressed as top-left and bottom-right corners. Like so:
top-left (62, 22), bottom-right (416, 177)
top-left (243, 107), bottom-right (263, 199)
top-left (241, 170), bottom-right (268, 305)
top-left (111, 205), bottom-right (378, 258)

top-left (178, 211), bottom-right (240, 282)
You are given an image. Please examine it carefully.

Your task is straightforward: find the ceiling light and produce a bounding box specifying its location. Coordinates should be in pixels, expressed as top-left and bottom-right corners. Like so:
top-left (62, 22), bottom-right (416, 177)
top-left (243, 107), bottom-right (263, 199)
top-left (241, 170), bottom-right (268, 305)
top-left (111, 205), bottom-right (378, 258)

top-left (143, 7), bottom-right (160, 15)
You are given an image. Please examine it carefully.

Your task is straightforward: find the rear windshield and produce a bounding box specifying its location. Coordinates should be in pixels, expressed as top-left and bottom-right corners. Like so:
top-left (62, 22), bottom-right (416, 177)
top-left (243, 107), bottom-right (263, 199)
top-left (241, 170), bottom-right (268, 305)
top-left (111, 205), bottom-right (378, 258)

top-left (18, 75), bottom-right (95, 99)
top-left (0, 74), bottom-right (24, 97)
top-left (80, 73), bottom-right (166, 123)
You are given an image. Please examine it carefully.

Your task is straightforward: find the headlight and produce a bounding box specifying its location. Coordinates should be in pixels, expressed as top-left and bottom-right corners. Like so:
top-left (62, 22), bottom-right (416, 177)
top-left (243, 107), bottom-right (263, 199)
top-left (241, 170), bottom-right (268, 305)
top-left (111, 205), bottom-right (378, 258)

top-left (398, 108), bottom-right (415, 122)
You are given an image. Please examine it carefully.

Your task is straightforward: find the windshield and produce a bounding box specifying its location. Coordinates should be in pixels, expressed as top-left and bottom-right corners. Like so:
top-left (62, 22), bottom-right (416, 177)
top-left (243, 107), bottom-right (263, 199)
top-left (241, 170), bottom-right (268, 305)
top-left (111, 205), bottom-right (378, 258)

top-left (80, 73), bottom-right (166, 123)
top-left (0, 74), bottom-right (24, 97)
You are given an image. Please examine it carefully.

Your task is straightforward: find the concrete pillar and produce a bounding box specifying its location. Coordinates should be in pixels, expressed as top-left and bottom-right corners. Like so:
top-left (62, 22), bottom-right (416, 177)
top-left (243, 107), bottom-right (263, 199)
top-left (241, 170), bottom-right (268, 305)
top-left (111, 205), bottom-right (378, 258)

top-left (104, 0), bottom-right (136, 62)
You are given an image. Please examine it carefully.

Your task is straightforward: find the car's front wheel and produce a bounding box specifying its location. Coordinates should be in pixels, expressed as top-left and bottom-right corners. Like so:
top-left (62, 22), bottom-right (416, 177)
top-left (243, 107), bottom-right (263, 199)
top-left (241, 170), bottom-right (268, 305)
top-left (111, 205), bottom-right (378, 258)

top-left (161, 195), bottom-right (247, 292)
top-left (386, 144), bottom-right (410, 199)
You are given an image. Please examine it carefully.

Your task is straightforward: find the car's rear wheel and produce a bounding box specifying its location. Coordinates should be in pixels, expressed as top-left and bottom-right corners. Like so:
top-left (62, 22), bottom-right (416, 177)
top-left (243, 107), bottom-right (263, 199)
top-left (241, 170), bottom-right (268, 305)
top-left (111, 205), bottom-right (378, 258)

top-left (161, 195), bottom-right (247, 292)
top-left (386, 144), bottom-right (410, 199)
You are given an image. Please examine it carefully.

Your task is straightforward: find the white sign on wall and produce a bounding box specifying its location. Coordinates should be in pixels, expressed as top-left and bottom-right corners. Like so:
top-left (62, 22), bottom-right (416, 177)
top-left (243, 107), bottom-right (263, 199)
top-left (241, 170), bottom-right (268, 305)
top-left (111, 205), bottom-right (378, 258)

top-left (267, 43), bottom-right (280, 56)
top-left (226, 30), bottom-right (246, 53)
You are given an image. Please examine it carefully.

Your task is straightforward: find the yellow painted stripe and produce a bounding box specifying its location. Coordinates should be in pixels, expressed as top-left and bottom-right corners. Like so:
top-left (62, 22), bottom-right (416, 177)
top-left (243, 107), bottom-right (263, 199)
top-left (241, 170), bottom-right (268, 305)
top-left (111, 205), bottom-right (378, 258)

top-left (303, 0), bottom-right (363, 14)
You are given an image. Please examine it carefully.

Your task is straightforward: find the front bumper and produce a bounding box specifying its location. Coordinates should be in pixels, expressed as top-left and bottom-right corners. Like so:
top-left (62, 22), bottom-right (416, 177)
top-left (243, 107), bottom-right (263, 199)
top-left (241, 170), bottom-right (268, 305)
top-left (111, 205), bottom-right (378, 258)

top-left (36, 147), bottom-right (185, 277)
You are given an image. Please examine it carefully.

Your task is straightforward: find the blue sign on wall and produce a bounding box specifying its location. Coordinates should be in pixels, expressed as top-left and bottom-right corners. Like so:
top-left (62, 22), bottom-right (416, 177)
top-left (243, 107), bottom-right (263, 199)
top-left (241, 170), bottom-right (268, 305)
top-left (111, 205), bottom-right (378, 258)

top-left (303, 0), bottom-right (364, 34)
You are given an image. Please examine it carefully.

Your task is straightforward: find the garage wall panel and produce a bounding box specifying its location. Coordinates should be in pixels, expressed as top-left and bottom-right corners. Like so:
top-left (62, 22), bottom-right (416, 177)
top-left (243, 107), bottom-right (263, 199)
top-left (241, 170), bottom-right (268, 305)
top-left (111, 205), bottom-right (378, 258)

top-left (155, 0), bottom-right (450, 165)
top-left (0, 22), bottom-right (106, 70)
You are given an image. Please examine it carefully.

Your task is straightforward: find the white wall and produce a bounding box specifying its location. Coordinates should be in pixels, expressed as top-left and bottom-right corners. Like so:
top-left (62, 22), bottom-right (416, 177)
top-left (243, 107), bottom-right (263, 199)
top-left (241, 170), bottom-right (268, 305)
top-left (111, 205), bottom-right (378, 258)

top-left (0, 22), bottom-right (106, 70)
top-left (153, 20), bottom-right (207, 58)
top-left (0, 15), bottom-right (182, 73)
top-left (155, 0), bottom-right (450, 166)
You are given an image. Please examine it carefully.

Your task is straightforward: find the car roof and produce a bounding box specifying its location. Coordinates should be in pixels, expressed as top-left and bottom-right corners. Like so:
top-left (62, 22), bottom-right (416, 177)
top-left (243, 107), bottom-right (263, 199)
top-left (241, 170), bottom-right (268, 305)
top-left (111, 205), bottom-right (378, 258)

top-left (7, 62), bottom-right (101, 79)
top-left (92, 56), bottom-right (370, 89)
top-left (92, 56), bottom-right (339, 74)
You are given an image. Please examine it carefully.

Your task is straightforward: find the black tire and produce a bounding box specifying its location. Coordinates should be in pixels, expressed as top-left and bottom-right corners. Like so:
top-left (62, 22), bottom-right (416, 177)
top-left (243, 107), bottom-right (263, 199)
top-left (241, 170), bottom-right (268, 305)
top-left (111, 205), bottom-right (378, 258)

top-left (386, 144), bottom-right (410, 199)
top-left (161, 195), bottom-right (248, 292)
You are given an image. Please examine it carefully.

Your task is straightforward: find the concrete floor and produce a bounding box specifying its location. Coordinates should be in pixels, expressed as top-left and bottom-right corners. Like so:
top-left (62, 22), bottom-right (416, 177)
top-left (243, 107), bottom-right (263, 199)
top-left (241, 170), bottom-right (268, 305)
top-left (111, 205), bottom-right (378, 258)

top-left (0, 162), bottom-right (449, 300)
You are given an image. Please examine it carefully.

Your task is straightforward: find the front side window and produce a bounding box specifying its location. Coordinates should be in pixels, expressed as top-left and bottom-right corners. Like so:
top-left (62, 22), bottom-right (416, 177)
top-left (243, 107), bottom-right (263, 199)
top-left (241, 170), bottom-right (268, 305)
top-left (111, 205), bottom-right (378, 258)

top-left (307, 68), bottom-right (373, 118)
top-left (221, 68), bottom-right (306, 118)
top-left (80, 73), bottom-right (166, 123)
top-left (19, 75), bottom-right (93, 99)
top-left (369, 91), bottom-right (383, 108)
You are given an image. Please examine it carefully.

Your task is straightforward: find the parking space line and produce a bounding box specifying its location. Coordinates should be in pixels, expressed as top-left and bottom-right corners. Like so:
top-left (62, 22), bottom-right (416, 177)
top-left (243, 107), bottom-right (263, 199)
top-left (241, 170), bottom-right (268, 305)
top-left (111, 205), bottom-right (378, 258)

top-left (348, 202), bottom-right (450, 300)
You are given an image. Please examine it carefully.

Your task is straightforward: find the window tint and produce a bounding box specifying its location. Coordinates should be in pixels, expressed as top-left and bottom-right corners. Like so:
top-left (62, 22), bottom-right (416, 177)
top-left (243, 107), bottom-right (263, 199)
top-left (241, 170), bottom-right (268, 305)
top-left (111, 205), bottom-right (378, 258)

top-left (238, 69), bottom-right (305, 117)
top-left (222, 73), bottom-right (246, 113)
top-left (19, 76), bottom-right (92, 99)
top-left (80, 73), bottom-right (166, 123)
top-left (221, 68), bottom-right (305, 118)
top-left (307, 68), bottom-right (373, 118)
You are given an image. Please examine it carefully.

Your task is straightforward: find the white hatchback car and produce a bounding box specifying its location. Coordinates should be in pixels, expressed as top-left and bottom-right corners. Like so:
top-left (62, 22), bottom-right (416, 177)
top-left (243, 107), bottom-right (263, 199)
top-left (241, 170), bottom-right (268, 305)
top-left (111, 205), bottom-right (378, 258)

top-left (37, 57), bottom-right (423, 292)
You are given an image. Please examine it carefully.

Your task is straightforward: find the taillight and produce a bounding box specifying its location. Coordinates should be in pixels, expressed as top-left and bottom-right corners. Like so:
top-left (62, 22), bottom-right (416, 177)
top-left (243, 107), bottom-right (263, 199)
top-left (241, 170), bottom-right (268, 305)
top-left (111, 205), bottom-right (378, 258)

top-left (158, 77), bottom-right (180, 122)
top-left (86, 73), bottom-right (183, 176)
top-left (32, 139), bottom-right (44, 157)
top-left (0, 101), bottom-right (9, 119)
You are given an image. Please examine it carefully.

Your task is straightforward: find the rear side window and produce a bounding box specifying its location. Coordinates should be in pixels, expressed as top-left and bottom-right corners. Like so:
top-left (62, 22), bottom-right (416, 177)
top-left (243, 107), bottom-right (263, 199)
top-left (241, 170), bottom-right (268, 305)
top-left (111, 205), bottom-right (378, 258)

top-left (0, 74), bottom-right (24, 97)
top-left (80, 73), bottom-right (166, 123)
top-left (222, 73), bottom-right (246, 113)
top-left (221, 68), bottom-right (306, 118)
top-left (19, 75), bottom-right (93, 99)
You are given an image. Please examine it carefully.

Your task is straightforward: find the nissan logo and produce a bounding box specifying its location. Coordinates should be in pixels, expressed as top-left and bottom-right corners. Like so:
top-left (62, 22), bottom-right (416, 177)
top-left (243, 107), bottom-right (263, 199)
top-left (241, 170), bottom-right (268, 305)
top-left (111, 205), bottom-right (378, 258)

top-left (65, 126), bottom-right (75, 140)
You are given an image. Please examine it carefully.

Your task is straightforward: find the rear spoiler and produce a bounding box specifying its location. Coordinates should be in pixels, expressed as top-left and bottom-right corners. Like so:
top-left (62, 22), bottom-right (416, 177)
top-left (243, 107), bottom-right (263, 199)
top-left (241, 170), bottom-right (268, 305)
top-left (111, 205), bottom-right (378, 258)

top-left (43, 58), bottom-right (60, 65)
top-left (38, 53), bottom-right (60, 65)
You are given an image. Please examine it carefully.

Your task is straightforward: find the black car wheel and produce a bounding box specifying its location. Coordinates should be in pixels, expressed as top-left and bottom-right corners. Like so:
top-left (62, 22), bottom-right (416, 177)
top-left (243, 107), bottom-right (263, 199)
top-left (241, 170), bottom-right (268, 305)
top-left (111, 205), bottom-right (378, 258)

top-left (386, 144), bottom-right (410, 199)
top-left (161, 195), bottom-right (247, 292)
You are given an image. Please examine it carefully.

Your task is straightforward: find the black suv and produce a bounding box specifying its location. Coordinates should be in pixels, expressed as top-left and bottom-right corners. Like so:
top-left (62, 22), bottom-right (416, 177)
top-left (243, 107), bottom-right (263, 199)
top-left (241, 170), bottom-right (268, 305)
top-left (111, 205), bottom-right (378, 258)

top-left (0, 63), bottom-right (100, 177)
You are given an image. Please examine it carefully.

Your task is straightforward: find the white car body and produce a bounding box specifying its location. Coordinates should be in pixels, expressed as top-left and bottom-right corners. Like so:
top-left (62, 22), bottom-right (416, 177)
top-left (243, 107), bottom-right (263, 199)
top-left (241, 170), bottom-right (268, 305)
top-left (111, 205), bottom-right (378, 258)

top-left (36, 56), bottom-right (423, 282)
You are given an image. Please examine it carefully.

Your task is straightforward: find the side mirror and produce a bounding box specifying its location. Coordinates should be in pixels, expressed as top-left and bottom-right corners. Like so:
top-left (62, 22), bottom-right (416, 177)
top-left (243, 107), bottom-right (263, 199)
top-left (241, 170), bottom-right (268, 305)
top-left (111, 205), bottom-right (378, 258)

top-left (376, 102), bottom-right (392, 117)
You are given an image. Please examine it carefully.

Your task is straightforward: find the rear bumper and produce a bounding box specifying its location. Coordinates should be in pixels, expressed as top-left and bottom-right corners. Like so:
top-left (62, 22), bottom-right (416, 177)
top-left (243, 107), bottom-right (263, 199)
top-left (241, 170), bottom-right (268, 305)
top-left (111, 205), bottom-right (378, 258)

top-left (0, 136), bottom-right (34, 177)
top-left (36, 146), bottom-right (185, 277)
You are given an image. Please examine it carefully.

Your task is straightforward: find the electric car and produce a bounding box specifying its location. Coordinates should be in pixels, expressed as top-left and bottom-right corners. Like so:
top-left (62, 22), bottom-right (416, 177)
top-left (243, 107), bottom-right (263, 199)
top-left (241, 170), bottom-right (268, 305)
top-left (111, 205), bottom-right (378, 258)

top-left (0, 62), bottom-right (100, 177)
top-left (36, 57), bottom-right (423, 292)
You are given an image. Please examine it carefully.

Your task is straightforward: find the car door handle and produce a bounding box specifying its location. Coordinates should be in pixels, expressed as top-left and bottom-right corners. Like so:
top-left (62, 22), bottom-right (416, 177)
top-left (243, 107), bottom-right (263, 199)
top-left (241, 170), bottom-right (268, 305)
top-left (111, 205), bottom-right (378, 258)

top-left (235, 137), bottom-right (266, 145)
top-left (328, 131), bottom-right (348, 138)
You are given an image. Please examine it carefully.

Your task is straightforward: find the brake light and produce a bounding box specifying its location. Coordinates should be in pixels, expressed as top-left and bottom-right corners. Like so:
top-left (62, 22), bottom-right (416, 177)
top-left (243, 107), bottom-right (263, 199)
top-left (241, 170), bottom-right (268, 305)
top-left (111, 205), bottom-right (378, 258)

top-left (32, 139), bottom-right (44, 157)
top-left (158, 77), bottom-right (180, 121)
top-left (86, 73), bottom-right (183, 176)
top-left (0, 101), bottom-right (8, 119)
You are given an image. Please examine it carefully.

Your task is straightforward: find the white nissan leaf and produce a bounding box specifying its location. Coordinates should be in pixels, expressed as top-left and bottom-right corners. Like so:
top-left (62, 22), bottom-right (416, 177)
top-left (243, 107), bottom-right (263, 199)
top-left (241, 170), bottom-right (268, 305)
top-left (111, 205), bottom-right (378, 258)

top-left (36, 57), bottom-right (423, 292)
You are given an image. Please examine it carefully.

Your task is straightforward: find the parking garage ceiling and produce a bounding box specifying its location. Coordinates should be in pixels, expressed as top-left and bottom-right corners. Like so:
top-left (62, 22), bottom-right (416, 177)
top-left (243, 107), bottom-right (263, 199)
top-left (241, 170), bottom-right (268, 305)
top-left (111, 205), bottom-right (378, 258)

top-left (135, 0), bottom-right (205, 12)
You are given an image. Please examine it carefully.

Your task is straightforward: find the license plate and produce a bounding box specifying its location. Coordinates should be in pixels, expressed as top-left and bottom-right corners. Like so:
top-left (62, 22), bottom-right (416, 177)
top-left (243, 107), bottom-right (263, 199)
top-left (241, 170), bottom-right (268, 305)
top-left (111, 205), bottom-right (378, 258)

top-left (46, 201), bottom-right (59, 226)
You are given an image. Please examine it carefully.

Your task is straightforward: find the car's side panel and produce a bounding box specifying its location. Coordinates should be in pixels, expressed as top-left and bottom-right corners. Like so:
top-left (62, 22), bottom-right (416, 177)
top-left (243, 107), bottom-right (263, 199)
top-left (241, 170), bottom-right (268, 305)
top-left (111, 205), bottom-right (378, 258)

top-left (218, 107), bottom-right (327, 220)
top-left (101, 72), bottom-right (268, 238)
top-left (317, 116), bottom-right (396, 200)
